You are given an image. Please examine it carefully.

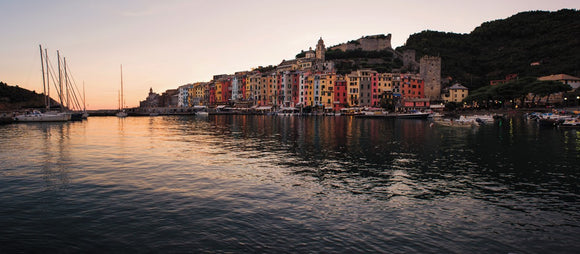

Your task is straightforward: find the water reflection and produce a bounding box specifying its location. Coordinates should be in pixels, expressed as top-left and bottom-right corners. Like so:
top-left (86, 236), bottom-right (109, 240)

top-left (171, 115), bottom-right (579, 209)
top-left (1, 115), bottom-right (578, 252)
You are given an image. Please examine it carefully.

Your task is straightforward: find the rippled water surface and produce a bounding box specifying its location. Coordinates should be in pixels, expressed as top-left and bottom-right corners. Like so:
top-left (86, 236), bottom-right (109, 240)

top-left (0, 115), bottom-right (578, 253)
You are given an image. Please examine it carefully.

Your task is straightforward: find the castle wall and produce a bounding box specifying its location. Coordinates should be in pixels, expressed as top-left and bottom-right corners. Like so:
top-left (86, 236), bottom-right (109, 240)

top-left (330, 34), bottom-right (392, 52)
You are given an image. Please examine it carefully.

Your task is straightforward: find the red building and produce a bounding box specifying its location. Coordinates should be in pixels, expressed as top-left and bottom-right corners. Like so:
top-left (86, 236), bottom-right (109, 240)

top-left (209, 84), bottom-right (216, 105)
top-left (240, 76), bottom-right (247, 101)
top-left (490, 74), bottom-right (518, 86)
top-left (333, 79), bottom-right (348, 111)
top-left (400, 75), bottom-right (429, 108)
top-left (400, 75), bottom-right (425, 100)
top-left (221, 78), bottom-right (232, 103)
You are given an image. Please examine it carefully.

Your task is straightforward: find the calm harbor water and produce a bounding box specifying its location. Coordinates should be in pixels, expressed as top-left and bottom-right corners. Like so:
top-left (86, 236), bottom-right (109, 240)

top-left (0, 115), bottom-right (578, 253)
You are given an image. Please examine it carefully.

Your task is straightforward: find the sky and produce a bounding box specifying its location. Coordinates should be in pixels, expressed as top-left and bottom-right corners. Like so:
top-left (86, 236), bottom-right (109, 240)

top-left (0, 0), bottom-right (577, 109)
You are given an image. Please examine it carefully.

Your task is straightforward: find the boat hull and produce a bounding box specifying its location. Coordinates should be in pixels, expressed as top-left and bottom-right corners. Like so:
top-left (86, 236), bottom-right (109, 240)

top-left (396, 113), bottom-right (430, 119)
top-left (14, 112), bottom-right (70, 122)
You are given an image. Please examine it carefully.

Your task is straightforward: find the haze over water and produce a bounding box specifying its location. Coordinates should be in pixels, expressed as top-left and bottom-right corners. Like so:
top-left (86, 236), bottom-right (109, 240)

top-left (0, 115), bottom-right (578, 252)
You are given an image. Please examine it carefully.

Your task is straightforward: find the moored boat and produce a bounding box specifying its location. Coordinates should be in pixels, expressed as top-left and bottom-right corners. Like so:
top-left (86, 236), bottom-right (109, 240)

top-left (396, 111), bottom-right (430, 119)
top-left (434, 119), bottom-right (477, 127)
top-left (14, 110), bottom-right (70, 122)
top-left (559, 116), bottom-right (580, 128)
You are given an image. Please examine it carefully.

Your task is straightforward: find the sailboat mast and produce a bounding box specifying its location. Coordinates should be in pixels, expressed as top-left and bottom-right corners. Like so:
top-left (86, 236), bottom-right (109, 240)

top-left (64, 57), bottom-right (69, 110)
top-left (57, 50), bottom-right (64, 111)
top-left (120, 64), bottom-right (124, 110)
top-left (83, 81), bottom-right (86, 112)
top-left (39, 45), bottom-right (48, 110)
top-left (45, 49), bottom-right (51, 110)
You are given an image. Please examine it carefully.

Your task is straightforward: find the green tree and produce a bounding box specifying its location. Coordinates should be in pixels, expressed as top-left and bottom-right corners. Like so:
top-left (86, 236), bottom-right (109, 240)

top-left (529, 80), bottom-right (572, 105)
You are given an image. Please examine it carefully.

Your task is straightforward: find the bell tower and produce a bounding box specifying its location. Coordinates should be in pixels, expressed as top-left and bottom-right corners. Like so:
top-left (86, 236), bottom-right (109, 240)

top-left (315, 37), bottom-right (325, 62)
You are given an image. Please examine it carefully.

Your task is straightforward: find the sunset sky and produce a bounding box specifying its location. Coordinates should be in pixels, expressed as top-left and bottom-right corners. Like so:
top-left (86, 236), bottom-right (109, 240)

top-left (0, 0), bottom-right (577, 109)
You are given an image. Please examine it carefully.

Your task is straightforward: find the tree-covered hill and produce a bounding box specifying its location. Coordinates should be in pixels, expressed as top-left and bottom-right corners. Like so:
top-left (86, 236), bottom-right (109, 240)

top-left (398, 9), bottom-right (580, 90)
top-left (0, 81), bottom-right (58, 110)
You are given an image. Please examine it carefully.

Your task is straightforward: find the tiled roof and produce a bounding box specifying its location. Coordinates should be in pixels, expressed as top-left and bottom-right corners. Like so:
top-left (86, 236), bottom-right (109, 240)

top-left (538, 74), bottom-right (580, 81)
top-left (449, 84), bottom-right (468, 90)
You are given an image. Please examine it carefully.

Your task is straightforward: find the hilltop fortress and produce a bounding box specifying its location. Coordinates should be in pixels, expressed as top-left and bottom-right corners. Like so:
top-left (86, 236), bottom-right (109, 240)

top-left (330, 34), bottom-right (392, 52)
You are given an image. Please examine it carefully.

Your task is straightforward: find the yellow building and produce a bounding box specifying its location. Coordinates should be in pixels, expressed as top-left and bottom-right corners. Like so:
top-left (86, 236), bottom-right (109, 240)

top-left (443, 84), bottom-right (469, 103)
top-left (192, 82), bottom-right (206, 106)
top-left (246, 73), bottom-right (260, 102)
top-left (267, 73), bottom-right (276, 106)
top-left (306, 74), bottom-right (315, 106)
top-left (320, 73), bottom-right (336, 107)
top-left (260, 75), bottom-right (269, 105)
top-left (215, 80), bottom-right (223, 103)
top-left (377, 73), bottom-right (399, 94)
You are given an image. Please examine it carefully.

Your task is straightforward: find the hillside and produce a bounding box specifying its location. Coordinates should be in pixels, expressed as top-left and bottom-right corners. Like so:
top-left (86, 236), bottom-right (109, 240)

top-left (326, 49), bottom-right (402, 74)
top-left (0, 81), bottom-right (58, 111)
top-left (397, 9), bottom-right (580, 90)
top-left (296, 36), bottom-right (403, 74)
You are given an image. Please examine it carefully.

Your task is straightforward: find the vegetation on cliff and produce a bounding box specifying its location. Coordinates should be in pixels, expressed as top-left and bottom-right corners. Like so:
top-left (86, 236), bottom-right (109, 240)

top-left (398, 9), bottom-right (580, 90)
top-left (0, 81), bottom-right (58, 110)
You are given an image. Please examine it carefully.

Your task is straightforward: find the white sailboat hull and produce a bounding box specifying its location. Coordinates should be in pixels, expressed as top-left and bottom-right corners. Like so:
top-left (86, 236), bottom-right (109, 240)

top-left (116, 111), bottom-right (128, 117)
top-left (14, 111), bottom-right (70, 122)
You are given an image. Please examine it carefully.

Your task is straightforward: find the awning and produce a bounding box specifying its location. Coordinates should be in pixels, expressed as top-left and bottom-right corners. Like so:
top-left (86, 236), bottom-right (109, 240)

top-left (256, 106), bottom-right (272, 110)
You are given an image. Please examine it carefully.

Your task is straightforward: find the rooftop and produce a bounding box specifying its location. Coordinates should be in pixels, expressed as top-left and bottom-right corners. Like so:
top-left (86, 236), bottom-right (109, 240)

top-left (538, 74), bottom-right (580, 81)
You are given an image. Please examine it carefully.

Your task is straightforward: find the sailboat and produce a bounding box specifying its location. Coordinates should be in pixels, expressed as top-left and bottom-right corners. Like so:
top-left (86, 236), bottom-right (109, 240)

top-left (116, 64), bottom-right (128, 117)
top-left (82, 82), bottom-right (89, 119)
top-left (14, 45), bottom-right (70, 122)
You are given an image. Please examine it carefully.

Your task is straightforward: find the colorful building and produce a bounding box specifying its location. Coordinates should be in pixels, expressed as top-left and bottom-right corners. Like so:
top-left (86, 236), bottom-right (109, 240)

top-left (442, 83), bottom-right (469, 103)
top-left (400, 74), bottom-right (425, 100)
top-left (320, 73), bottom-right (336, 108)
top-left (333, 78), bottom-right (348, 111)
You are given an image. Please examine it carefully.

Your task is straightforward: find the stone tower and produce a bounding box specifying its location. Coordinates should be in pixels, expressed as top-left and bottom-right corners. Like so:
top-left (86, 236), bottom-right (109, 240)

top-left (402, 49), bottom-right (418, 72)
top-left (420, 56), bottom-right (442, 100)
top-left (315, 37), bottom-right (326, 62)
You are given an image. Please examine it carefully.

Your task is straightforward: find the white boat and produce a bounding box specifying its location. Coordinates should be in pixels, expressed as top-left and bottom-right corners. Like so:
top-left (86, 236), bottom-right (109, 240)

top-left (14, 110), bottom-right (70, 122)
top-left (434, 117), bottom-right (479, 127)
top-left (116, 110), bottom-right (128, 118)
top-left (461, 114), bottom-right (494, 125)
top-left (559, 116), bottom-right (580, 128)
top-left (116, 65), bottom-right (127, 118)
top-left (193, 105), bottom-right (209, 116)
top-left (362, 107), bottom-right (387, 116)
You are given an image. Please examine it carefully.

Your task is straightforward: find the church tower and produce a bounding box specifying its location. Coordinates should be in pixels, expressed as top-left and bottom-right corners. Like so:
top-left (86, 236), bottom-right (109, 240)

top-left (315, 37), bottom-right (326, 62)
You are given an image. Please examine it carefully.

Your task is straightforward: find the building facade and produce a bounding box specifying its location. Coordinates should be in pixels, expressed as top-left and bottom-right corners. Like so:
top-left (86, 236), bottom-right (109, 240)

top-left (442, 83), bottom-right (469, 103)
